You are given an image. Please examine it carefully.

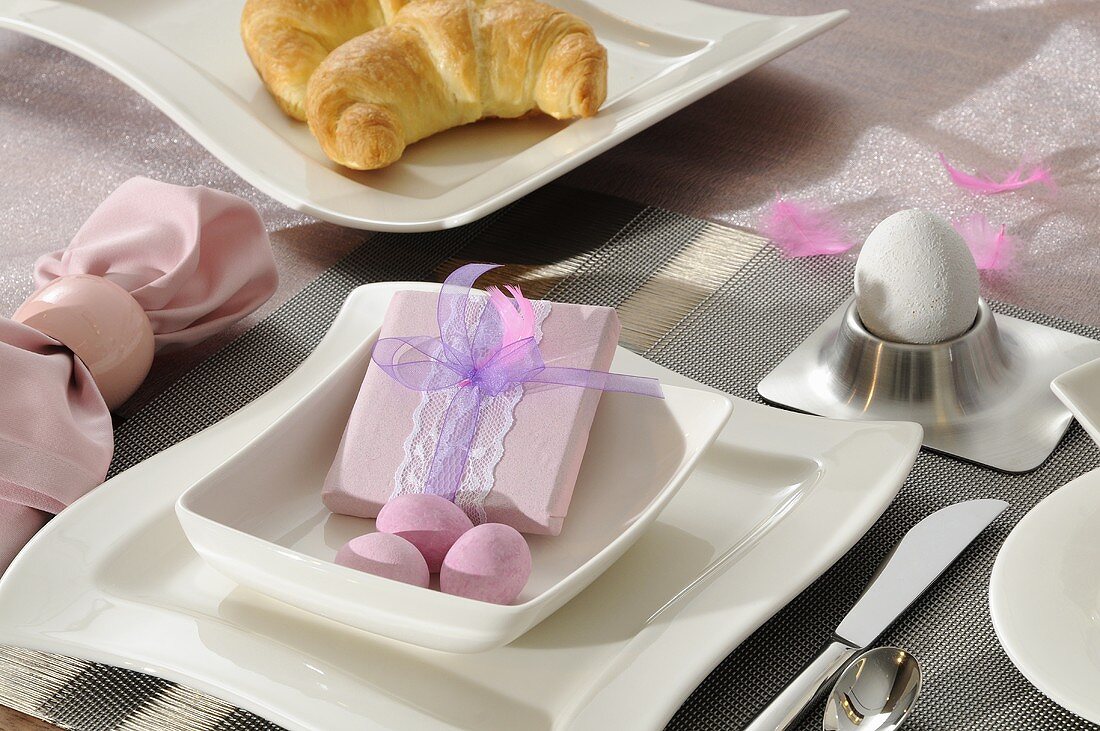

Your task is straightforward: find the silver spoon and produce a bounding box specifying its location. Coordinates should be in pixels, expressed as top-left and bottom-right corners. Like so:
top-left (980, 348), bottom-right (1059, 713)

top-left (822, 647), bottom-right (922, 731)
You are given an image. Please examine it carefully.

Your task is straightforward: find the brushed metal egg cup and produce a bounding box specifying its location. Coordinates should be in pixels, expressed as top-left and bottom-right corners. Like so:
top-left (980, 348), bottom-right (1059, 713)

top-left (758, 297), bottom-right (1100, 472)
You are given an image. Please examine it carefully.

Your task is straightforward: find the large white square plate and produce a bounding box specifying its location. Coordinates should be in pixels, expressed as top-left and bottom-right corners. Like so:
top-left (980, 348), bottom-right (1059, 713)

top-left (0, 282), bottom-right (920, 731)
top-left (0, 0), bottom-right (846, 231)
top-left (177, 355), bottom-right (732, 652)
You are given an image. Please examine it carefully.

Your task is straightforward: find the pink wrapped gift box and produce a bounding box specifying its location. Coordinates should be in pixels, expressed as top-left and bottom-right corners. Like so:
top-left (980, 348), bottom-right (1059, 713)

top-left (323, 289), bottom-right (620, 535)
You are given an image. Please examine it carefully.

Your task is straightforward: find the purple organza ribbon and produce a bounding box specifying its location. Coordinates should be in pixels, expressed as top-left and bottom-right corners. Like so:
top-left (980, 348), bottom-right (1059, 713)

top-left (372, 263), bottom-right (664, 502)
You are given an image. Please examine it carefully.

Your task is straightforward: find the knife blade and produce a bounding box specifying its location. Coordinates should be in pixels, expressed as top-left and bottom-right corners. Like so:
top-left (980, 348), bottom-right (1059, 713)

top-left (834, 498), bottom-right (1008, 647)
top-left (743, 498), bottom-right (1008, 731)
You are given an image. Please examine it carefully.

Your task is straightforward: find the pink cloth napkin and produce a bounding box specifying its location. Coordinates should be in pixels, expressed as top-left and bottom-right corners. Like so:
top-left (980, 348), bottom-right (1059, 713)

top-left (35, 177), bottom-right (278, 352)
top-left (0, 177), bottom-right (277, 573)
top-left (0, 318), bottom-right (111, 571)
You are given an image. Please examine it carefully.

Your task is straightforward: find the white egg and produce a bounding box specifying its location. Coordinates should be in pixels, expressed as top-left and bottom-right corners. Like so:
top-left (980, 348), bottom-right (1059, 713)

top-left (855, 209), bottom-right (980, 344)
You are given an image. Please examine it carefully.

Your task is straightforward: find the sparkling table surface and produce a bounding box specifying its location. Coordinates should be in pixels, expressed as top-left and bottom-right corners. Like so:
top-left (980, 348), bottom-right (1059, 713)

top-left (1, 0), bottom-right (1098, 728)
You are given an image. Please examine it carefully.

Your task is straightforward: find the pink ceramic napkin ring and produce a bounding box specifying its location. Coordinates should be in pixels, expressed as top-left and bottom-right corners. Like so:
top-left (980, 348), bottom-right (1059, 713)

top-left (13, 274), bottom-right (155, 411)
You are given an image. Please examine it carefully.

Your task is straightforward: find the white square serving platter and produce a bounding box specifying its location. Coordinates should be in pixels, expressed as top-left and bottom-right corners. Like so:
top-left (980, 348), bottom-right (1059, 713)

top-left (177, 358), bottom-right (732, 652)
top-left (0, 0), bottom-right (846, 230)
top-left (0, 283), bottom-right (921, 731)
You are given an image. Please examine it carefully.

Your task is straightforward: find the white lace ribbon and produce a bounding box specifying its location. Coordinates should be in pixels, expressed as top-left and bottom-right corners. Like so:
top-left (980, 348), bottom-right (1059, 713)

top-left (390, 295), bottom-right (551, 524)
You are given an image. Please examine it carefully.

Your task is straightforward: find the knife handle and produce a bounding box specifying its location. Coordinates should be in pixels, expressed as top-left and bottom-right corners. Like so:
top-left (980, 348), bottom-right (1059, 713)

top-left (742, 640), bottom-right (860, 731)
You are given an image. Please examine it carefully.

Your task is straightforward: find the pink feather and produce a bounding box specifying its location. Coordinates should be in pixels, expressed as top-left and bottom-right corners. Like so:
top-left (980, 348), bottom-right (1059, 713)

top-left (937, 153), bottom-right (1056, 195)
top-left (759, 196), bottom-right (855, 257)
top-left (952, 213), bottom-right (1017, 271)
top-left (487, 284), bottom-right (536, 347)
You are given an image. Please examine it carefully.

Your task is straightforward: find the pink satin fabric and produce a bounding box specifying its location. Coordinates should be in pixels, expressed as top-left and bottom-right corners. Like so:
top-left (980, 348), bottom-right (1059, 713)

top-left (35, 177), bottom-right (278, 352)
top-left (0, 318), bottom-right (112, 571)
top-left (0, 177), bottom-right (278, 573)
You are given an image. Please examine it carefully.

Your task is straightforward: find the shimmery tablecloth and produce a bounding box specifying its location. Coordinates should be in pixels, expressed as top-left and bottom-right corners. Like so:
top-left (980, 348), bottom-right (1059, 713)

top-left (2, 1), bottom-right (1097, 346)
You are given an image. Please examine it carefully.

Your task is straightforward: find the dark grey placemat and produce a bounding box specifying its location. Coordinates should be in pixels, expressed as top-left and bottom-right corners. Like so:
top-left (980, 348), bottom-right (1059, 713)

top-left (1, 184), bottom-right (1096, 730)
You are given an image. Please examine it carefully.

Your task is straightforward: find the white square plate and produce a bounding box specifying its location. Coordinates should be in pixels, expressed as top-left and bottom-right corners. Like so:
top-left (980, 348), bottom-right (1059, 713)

top-left (0, 283), bottom-right (921, 731)
top-left (177, 350), bottom-right (732, 652)
top-left (0, 0), bottom-right (846, 230)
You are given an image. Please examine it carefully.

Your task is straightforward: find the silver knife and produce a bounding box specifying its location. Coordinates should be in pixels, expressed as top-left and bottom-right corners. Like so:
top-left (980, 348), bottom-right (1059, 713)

top-left (744, 498), bottom-right (1008, 731)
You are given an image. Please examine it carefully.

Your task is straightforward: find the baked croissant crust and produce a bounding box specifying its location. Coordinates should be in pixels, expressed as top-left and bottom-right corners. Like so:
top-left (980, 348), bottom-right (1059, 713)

top-left (306, 0), bottom-right (608, 169)
top-left (241, 0), bottom-right (407, 121)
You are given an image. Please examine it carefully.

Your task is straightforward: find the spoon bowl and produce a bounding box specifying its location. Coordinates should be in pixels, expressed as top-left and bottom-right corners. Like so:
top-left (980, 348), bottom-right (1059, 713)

top-left (823, 646), bottom-right (922, 731)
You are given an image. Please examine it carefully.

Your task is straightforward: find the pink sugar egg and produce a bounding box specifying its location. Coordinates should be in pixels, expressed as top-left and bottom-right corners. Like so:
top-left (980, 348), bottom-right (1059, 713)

top-left (376, 493), bottom-right (473, 572)
top-left (440, 523), bottom-right (532, 605)
top-left (335, 532), bottom-right (429, 588)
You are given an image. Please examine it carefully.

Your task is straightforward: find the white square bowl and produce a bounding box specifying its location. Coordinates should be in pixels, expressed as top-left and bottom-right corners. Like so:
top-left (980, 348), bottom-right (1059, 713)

top-left (176, 324), bottom-right (731, 653)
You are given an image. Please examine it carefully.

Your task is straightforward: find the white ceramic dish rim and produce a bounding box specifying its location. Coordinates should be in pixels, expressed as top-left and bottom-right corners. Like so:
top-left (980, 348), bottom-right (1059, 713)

top-left (1052, 358), bottom-right (1100, 446)
top-left (0, 282), bottom-right (922, 730)
top-left (0, 0), bottom-right (848, 231)
top-left (176, 380), bottom-right (733, 624)
top-left (989, 467), bottom-right (1100, 723)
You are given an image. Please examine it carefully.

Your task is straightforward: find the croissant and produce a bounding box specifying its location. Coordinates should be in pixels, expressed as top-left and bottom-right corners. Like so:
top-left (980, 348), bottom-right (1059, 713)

top-left (306, 0), bottom-right (608, 170)
top-left (241, 0), bottom-right (407, 121)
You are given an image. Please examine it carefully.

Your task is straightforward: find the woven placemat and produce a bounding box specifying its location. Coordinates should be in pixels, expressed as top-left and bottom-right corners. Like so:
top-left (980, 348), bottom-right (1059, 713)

top-left (1, 184), bottom-right (1097, 730)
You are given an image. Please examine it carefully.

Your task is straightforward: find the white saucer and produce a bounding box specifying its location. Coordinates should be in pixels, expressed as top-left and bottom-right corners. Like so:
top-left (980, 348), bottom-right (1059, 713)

top-left (0, 0), bottom-right (845, 231)
top-left (0, 282), bottom-right (921, 731)
top-left (991, 467), bottom-right (1100, 723)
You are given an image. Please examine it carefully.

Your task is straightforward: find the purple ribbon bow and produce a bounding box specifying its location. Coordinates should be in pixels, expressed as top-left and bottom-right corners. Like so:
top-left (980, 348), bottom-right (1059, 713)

top-left (372, 263), bottom-right (664, 502)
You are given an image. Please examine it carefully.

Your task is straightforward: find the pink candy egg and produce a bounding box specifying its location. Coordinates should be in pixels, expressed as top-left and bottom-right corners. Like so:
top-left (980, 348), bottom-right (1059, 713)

top-left (441, 523), bottom-right (532, 605)
top-left (335, 532), bottom-right (429, 588)
top-left (376, 493), bottom-right (473, 572)
top-left (13, 273), bottom-right (154, 410)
